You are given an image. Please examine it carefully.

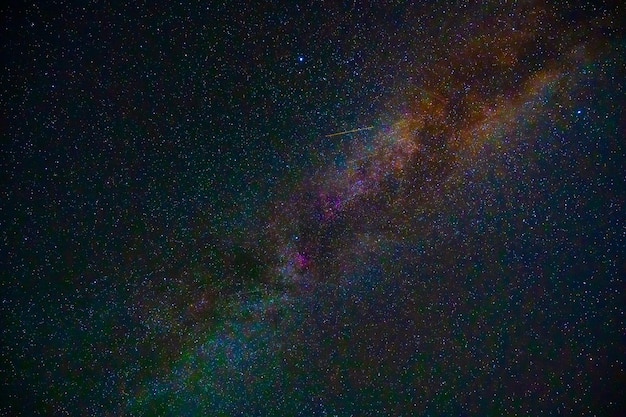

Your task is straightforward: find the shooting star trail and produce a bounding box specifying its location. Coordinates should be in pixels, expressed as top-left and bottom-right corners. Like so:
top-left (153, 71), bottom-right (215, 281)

top-left (325, 126), bottom-right (374, 138)
top-left (414, 86), bottom-right (446, 104)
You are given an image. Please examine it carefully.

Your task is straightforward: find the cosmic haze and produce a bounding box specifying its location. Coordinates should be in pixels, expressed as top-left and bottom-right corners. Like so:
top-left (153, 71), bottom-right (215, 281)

top-left (2, 1), bottom-right (625, 416)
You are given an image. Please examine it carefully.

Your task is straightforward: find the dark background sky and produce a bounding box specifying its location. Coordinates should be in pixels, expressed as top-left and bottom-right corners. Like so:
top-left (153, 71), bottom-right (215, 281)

top-left (2, 1), bottom-right (624, 415)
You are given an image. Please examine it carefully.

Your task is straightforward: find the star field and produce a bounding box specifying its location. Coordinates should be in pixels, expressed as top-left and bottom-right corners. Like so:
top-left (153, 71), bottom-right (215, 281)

top-left (2, 1), bottom-right (625, 416)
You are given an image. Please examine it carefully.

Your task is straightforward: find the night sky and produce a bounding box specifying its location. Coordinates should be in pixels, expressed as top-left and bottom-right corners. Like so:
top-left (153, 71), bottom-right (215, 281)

top-left (2, 1), bottom-right (625, 416)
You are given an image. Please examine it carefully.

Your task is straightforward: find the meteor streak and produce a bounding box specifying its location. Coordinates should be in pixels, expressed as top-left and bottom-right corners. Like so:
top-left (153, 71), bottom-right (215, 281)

top-left (325, 126), bottom-right (374, 138)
